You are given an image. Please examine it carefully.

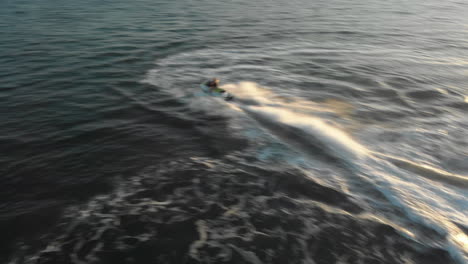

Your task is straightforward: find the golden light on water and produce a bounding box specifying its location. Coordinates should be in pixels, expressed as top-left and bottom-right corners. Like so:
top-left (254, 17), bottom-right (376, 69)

top-left (453, 233), bottom-right (468, 252)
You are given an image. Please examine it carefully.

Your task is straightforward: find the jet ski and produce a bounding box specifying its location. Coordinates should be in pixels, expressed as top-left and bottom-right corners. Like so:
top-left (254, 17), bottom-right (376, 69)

top-left (200, 84), bottom-right (233, 101)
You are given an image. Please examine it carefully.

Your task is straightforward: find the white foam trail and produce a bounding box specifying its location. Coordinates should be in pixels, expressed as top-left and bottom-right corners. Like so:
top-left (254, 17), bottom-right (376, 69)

top-left (223, 82), bottom-right (330, 110)
top-left (220, 82), bottom-right (468, 262)
top-left (224, 82), bottom-right (468, 186)
top-left (374, 152), bottom-right (468, 189)
top-left (242, 105), bottom-right (367, 163)
top-left (142, 75), bottom-right (468, 262)
top-left (222, 82), bottom-right (277, 104)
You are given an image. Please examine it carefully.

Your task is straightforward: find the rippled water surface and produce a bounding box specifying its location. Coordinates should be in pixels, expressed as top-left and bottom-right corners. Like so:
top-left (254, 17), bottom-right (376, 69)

top-left (1, 0), bottom-right (468, 263)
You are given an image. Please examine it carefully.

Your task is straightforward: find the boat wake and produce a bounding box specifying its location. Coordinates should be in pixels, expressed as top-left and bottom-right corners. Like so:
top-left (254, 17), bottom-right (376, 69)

top-left (221, 82), bottom-right (468, 263)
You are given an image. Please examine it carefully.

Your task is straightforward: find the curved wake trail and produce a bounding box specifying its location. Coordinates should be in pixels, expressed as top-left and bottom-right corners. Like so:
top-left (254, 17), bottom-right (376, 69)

top-left (143, 56), bottom-right (467, 261)
top-left (223, 82), bottom-right (468, 263)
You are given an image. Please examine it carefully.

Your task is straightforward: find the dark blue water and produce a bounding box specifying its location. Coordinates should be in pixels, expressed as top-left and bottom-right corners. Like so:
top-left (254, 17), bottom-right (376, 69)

top-left (1, 0), bottom-right (468, 263)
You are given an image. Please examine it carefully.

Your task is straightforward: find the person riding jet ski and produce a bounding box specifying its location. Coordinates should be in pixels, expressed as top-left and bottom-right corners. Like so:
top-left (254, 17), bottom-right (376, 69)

top-left (204, 78), bottom-right (223, 92)
top-left (202, 78), bottom-right (233, 100)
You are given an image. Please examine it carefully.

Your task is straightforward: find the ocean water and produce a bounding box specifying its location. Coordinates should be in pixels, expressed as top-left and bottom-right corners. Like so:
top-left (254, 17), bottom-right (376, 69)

top-left (1, 0), bottom-right (468, 263)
